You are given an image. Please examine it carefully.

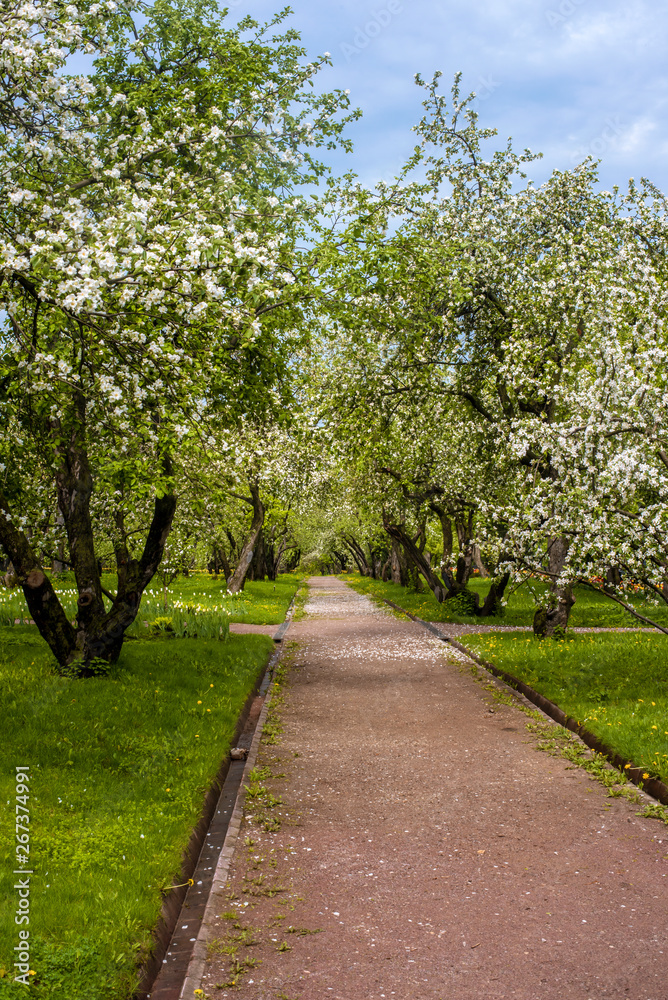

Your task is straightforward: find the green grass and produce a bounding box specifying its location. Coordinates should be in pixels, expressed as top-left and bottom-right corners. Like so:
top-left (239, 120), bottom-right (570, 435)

top-left (0, 629), bottom-right (274, 999)
top-left (341, 572), bottom-right (668, 628)
top-left (0, 572), bottom-right (302, 631)
top-left (462, 630), bottom-right (668, 783)
top-left (152, 573), bottom-right (302, 626)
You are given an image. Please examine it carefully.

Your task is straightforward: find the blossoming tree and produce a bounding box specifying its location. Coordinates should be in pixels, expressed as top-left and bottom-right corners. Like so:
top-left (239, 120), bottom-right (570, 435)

top-left (0, 0), bottom-right (355, 670)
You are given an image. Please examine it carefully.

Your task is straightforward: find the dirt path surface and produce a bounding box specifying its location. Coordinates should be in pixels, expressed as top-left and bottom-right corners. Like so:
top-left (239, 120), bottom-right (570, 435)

top-left (199, 577), bottom-right (667, 1000)
top-left (229, 624), bottom-right (278, 636)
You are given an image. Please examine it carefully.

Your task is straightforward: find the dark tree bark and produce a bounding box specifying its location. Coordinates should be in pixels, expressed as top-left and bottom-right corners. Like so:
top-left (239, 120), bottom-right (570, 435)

top-left (1, 385), bottom-right (177, 671)
top-left (478, 571), bottom-right (510, 616)
top-left (453, 512), bottom-right (476, 587)
top-left (390, 538), bottom-right (409, 586)
top-left (604, 565), bottom-right (622, 593)
top-left (367, 542), bottom-right (379, 580)
top-left (262, 521), bottom-right (294, 581)
top-left (342, 534), bottom-right (372, 576)
top-left (439, 512), bottom-right (453, 564)
top-left (0, 491), bottom-right (77, 656)
top-left (384, 516), bottom-right (510, 618)
top-left (247, 527), bottom-right (265, 582)
top-left (208, 542), bottom-right (231, 580)
top-left (52, 507), bottom-right (67, 576)
top-left (383, 518), bottom-right (450, 602)
top-left (0, 482), bottom-right (176, 671)
top-left (533, 535), bottom-right (576, 637)
top-left (284, 547), bottom-right (301, 572)
top-left (227, 483), bottom-right (265, 593)
top-left (269, 538), bottom-right (295, 579)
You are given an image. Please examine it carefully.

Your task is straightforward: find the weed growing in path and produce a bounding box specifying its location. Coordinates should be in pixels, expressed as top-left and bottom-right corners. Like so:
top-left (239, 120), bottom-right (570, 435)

top-left (458, 643), bottom-right (668, 825)
top-left (464, 631), bottom-right (668, 783)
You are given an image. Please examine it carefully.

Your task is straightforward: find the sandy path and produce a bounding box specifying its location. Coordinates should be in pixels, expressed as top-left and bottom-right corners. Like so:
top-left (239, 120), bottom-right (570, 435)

top-left (200, 577), bottom-right (667, 1000)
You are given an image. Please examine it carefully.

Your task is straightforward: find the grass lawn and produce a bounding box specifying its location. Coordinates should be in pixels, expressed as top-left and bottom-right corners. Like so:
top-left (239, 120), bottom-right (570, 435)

top-left (342, 572), bottom-right (668, 629)
top-left (143, 572), bottom-right (302, 626)
top-left (0, 621), bottom-right (276, 998)
top-left (462, 630), bottom-right (668, 784)
top-left (0, 572), bottom-right (302, 631)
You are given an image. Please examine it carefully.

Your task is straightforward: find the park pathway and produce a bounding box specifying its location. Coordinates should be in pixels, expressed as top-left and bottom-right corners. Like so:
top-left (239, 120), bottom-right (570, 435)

top-left (200, 577), bottom-right (667, 1000)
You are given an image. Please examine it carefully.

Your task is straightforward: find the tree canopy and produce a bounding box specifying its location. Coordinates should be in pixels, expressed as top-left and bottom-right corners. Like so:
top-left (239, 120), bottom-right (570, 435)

top-left (3, 11), bottom-right (668, 667)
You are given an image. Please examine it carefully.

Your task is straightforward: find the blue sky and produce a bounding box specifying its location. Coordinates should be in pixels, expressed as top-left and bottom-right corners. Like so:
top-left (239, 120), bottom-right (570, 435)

top-left (228, 0), bottom-right (668, 193)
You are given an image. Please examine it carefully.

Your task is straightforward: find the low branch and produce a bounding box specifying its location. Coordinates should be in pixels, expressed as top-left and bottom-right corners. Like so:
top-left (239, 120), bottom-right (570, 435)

top-left (576, 579), bottom-right (668, 635)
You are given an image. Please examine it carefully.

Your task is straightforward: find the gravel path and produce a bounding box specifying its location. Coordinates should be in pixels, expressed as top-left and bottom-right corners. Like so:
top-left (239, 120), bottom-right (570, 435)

top-left (229, 624), bottom-right (278, 636)
top-left (200, 577), bottom-right (667, 1000)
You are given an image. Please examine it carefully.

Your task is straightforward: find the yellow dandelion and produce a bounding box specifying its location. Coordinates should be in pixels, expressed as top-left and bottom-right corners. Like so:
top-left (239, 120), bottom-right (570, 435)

top-left (643, 773), bottom-right (650, 780)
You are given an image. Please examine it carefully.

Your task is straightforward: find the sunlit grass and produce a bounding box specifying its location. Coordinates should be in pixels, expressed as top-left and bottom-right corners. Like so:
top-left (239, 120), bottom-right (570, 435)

top-left (341, 572), bottom-right (668, 628)
top-left (0, 631), bottom-right (274, 999)
top-left (0, 572), bottom-right (302, 631)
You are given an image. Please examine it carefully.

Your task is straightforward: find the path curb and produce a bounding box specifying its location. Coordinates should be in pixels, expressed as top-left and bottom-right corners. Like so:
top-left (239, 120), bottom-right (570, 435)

top-left (141, 593), bottom-right (297, 999)
top-left (179, 664), bottom-right (277, 999)
top-left (382, 598), bottom-right (668, 808)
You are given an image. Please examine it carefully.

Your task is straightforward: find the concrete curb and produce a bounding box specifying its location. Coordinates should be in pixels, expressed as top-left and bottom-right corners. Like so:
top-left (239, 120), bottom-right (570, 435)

top-left (272, 587), bottom-right (299, 643)
top-left (179, 655), bottom-right (280, 999)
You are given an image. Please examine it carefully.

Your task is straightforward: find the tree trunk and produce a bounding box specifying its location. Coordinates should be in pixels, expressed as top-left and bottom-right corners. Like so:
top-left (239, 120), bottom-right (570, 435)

top-left (248, 528), bottom-right (265, 582)
top-left (269, 536), bottom-right (293, 579)
top-left (390, 539), bottom-right (408, 586)
top-left (533, 535), bottom-right (576, 637)
top-left (383, 518), bottom-right (450, 602)
top-left (342, 534), bottom-right (372, 576)
top-left (478, 572), bottom-right (510, 617)
top-left (440, 513), bottom-right (453, 563)
top-left (604, 565), bottom-right (622, 593)
top-left (532, 586), bottom-right (575, 636)
top-left (331, 548), bottom-right (348, 573)
top-left (367, 543), bottom-right (378, 579)
top-left (52, 507), bottom-right (67, 576)
top-left (227, 484), bottom-right (265, 593)
top-left (455, 545), bottom-right (474, 587)
top-left (472, 544), bottom-right (489, 577)
top-left (284, 547), bottom-right (301, 572)
top-left (0, 485), bottom-right (176, 671)
top-left (208, 542), bottom-right (231, 580)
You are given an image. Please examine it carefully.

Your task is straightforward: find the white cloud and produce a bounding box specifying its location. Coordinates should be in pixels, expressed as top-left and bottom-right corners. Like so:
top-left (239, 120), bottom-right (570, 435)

top-left (229, 0), bottom-right (668, 192)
